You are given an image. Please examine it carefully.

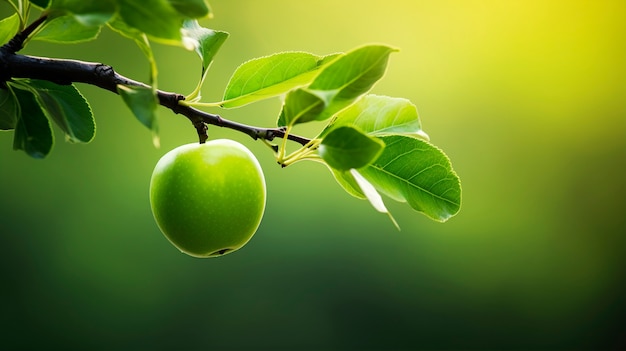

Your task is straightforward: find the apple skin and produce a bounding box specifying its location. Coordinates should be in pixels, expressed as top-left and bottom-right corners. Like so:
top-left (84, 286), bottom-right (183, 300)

top-left (149, 139), bottom-right (266, 258)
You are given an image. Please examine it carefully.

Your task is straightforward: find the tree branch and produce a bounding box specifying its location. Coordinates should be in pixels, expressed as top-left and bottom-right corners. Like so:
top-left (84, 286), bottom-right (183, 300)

top-left (0, 51), bottom-right (311, 146)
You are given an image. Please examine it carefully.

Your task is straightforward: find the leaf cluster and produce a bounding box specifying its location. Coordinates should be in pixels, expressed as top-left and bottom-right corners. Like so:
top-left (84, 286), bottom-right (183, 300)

top-left (212, 46), bottom-right (461, 224)
top-left (0, 0), bottom-right (461, 226)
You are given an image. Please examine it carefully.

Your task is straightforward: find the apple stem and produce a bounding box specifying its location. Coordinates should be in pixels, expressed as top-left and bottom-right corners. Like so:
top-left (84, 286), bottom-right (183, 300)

top-left (193, 120), bottom-right (209, 144)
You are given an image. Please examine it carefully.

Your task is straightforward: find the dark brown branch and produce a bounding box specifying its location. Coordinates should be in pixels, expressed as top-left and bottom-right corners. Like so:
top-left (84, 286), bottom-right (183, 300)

top-left (0, 52), bottom-right (312, 146)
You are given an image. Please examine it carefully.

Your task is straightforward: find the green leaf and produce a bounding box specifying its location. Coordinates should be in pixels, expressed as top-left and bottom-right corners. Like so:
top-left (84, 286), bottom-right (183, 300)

top-left (359, 135), bottom-right (462, 222)
top-left (319, 126), bottom-right (384, 171)
top-left (27, 80), bottom-right (95, 143)
top-left (349, 169), bottom-right (399, 229)
top-left (33, 15), bottom-right (101, 43)
top-left (117, 85), bottom-right (160, 147)
top-left (168, 0), bottom-right (211, 19)
top-left (328, 167), bottom-right (399, 228)
top-left (182, 20), bottom-right (228, 101)
top-left (182, 21), bottom-right (228, 69)
top-left (117, 0), bottom-right (183, 43)
top-left (48, 0), bottom-right (115, 25)
top-left (280, 45), bottom-right (397, 126)
top-left (309, 45), bottom-right (397, 116)
top-left (330, 167), bottom-right (366, 199)
top-left (221, 52), bottom-right (339, 108)
top-left (29, 0), bottom-right (50, 9)
top-left (0, 13), bottom-right (20, 46)
top-left (310, 44), bottom-right (396, 91)
top-left (12, 88), bottom-right (54, 158)
top-left (49, 0), bottom-right (115, 13)
top-left (117, 85), bottom-right (158, 129)
top-left (277, 88), bottom-right (325, 127)
top-left (0, 87), bottom-right (19, 130)
top-left (322, 94), bottom-right (429, 140)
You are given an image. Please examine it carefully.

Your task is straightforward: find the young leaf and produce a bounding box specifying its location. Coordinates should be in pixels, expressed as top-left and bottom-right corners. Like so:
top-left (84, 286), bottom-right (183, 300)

top-left (280, 45), bottom-right (397, 126)
top-left (309, 45), bottom-right (397, 118)
top-left (0, 13), bottom-right (20, 46)
top-left (310, 44), bottom-right (397, 92)
top-left (318, 126), bottom-right (384, 171)
top-left (221, 52), bottom-right (339, 108)
top-left (182, 20), bottom-right (228, 101)
top-left (359, 135), bottom-right (461, 222)
top-left (0, 87), bottom-right (18, 130)
top-left (277, 88), bottom-right (325, 127)
top-left (182, 21), bottom-right (228, 67)
top-left (168, 0), bottom-right (211, 19)
top-left (27, 80), bottom-right (95, 143)
top-left (12, 88), bottom-right (54, 158)
top-left (33, 15), bottom-right (101, 43)
top-left (322, 94), bottom-right (429, 140)
top-left (117, 85), bottom-right (160, 147)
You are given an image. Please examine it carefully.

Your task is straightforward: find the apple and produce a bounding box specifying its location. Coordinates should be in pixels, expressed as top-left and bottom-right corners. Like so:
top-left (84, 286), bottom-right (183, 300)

top-left (149, 139), bottom-right (266, 258)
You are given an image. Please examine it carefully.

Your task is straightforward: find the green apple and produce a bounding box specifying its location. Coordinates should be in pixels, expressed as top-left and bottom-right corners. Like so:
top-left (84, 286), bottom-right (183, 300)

top-left (149, 139), bottom-right (266, 258)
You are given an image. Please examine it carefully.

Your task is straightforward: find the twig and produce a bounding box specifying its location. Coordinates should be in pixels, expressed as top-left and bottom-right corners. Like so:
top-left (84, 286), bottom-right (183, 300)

top-left (0, 53), bottom-right (312, 146)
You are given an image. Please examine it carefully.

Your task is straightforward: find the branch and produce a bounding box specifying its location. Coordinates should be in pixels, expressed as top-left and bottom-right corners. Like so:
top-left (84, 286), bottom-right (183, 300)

top-left (0, 51), bottom-right (311, 147)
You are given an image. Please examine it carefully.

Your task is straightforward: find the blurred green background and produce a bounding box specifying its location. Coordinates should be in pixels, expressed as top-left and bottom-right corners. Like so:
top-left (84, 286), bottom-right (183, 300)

top-left (1, 1), bottom-right (625, 349)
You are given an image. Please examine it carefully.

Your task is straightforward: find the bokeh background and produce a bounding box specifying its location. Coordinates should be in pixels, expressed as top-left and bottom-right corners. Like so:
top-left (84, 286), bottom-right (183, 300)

top-left (1, 1), bottom-right (625, 349)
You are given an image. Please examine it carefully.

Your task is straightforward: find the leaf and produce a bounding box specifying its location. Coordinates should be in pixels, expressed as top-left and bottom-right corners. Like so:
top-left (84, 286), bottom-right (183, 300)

top-left (49, 0), bottom-right (115, 13)
top-left (29, 0), bottom-right (50, 9)
top-left (117, 85), bottom-right (160, 147)
top-left (330, 167), bottom-right (366, 199)
top-left (328, 167), bottom-right (399, 228)
top-left (168, 0), bottom-right (211, 19)
top-left (48, 0), bottom-right (115, 25)
top-left (27, 79), bottom-right (95, 143)
top-left (12, 88), bottom-right (54, 158)
top-left (359, 135), bottom-right (461, 222)
top-left (0, 13), bottom-right (20, 46)
top-left (319, 126), bottom-right (384, 171)
top-left (322, 94), bottom-right (429, 140)
top-left (308, 45), bottom-right (397, 117)
top-left (117, 85), bottom-right (158, 129)
top-left (277, 88), bottom-right (325, 127)
top-left (0, 87), bottom-right (19, 130)
top-left (182, 21), bottom-right (228, 68)
top-left (33, 15), bottom-right (101, 43)
top-left (182, 20), bottom-right (228, 101)
top-left (221, 52), bottom-right (339, 108)
top-left (280, 45), bottom-right (397, 126)
top-left (116, 0), bottom-right (183, 43)
top-left (349, 169), bottom-right (399, 229)
top-left (310, 44), bottom-right (397, 92)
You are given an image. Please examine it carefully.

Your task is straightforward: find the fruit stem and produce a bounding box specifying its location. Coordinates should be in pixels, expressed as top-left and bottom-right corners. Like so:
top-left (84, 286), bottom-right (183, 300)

top-left (193, 120), bottom-right (209, 144)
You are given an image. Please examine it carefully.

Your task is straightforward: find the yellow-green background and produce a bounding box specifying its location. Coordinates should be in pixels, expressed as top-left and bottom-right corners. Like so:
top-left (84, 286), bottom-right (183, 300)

top-left (1, 1), bottom-right (625, 349)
